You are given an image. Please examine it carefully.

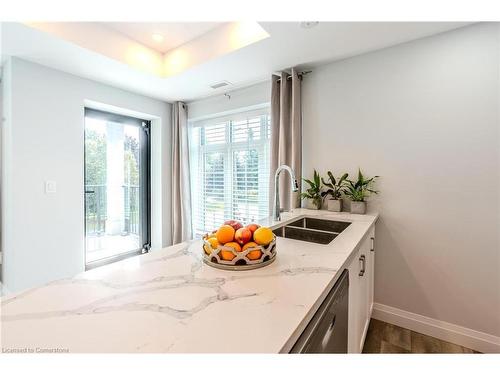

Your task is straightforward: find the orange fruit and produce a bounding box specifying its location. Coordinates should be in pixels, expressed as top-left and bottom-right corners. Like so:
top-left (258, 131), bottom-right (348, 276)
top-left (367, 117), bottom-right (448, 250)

top-left (208, 237), bottom-right (219, 247)
top-left (242, 241), bottom-right (262, 260)
top-left (216, 225), bottom-right (235, 244)
top-left (203, 244), bottom-right (210, 255)
top-left (204, 237), bottom-right (219, 254)
top-left (219, 241), bottom-right (241, 261)
top-left (226, 241), bottom-right (242, 251)
top-left (253, 227), bottom-right (274, 246)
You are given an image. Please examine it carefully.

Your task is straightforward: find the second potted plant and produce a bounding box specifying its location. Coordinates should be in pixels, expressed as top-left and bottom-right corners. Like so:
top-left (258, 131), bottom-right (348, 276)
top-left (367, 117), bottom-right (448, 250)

top-left (343, 169), bottom-right (379, 214)
top-left (321, 171), bottom-right (348, 212)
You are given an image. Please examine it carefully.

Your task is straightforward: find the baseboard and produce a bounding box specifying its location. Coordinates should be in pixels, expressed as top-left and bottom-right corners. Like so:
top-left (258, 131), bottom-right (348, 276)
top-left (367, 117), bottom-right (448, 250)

top-left (372, 303), bottom-right (500, 353)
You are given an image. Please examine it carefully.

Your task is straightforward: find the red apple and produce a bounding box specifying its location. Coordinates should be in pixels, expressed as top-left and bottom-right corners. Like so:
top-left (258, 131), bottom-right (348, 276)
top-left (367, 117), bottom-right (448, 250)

top-left (234, 227), bottom-right (252, 245)
top-left (246, 223), bottom-right (260, 234)
top-left (224, 220), bottom-right (243, 231)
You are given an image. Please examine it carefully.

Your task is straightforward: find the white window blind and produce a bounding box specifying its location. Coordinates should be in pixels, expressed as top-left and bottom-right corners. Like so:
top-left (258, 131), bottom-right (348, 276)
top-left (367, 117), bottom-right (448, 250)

top-left (190, 108), bottom-right (271, 237)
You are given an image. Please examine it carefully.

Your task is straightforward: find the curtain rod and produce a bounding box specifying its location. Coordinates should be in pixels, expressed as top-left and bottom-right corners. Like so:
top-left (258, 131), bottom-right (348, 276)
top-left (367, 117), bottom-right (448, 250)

top-left (275, 70), bottom-right (312, 82)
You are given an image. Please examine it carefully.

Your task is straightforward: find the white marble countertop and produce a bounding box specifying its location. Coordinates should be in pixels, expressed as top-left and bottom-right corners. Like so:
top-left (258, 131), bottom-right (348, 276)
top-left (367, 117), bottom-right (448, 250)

top-left (1, 209), bottom-right (378, 353)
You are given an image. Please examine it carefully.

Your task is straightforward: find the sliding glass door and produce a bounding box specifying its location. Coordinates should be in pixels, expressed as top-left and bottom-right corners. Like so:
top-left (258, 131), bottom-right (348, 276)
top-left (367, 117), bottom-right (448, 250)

top-left (84, 108), bottom-right (150, 269)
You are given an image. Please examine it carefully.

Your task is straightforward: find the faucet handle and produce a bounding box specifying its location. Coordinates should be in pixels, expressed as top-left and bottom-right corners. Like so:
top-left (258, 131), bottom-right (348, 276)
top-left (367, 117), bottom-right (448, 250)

top-left (292, 179), bottom-right (299, 192)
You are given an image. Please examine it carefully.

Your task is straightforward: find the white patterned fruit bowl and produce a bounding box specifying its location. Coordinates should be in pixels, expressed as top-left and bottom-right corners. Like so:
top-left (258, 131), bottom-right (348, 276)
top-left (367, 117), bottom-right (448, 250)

top-left (202, 235), bottom-right (277, 271)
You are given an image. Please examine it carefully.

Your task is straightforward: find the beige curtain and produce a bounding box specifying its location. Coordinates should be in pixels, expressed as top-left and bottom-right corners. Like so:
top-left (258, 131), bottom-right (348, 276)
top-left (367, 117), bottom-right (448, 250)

top-left (269, 68), bottom-right (302, 213)
top-left (171, 102), bottom-right (192, 244)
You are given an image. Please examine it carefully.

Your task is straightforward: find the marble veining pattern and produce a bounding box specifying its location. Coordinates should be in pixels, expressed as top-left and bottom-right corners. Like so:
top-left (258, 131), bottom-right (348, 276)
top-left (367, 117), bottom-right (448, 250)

top-left (1, 209), bottom-right (377, 353)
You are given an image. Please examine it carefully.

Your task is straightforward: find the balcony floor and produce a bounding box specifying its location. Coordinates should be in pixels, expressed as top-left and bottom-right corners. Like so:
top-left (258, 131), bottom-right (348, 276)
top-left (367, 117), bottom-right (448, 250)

top-left (86, 233), bottom-right (140, 263)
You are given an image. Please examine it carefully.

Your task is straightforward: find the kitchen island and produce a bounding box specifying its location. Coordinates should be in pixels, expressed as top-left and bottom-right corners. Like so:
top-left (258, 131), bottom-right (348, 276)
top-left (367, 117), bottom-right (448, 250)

top-left (1, 209), bottom-right (378, 353)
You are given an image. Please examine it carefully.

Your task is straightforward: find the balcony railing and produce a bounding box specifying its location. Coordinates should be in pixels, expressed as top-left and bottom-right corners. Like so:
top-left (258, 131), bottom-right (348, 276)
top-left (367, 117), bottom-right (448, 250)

top-left (123, 185), bottom-right (140, 235)
top-left (85, 184), bottom-right (140, 236)
top-left (85, 184), bottom-right (107, 235)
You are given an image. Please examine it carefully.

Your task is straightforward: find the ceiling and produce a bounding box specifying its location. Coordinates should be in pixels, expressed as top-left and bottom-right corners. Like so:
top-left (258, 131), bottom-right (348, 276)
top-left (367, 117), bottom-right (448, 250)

top-left (103, 22), bottom-right (223, 53)
top-left (1, 22), bottom-right (472, 102)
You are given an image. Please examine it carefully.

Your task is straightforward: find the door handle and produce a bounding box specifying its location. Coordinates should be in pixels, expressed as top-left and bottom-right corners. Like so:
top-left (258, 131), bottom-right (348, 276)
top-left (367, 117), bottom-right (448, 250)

top-left (370, 237), bottom-right (375, 252)
top-left (85, 190), bottom-right (95, 194)
top-left (359, 255), bottom-right (366, 276)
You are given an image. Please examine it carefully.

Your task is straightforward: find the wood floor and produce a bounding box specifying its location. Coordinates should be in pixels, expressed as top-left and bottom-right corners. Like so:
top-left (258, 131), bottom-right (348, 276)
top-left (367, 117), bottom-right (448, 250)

top-left (362, 319), bottom-right (480, 354)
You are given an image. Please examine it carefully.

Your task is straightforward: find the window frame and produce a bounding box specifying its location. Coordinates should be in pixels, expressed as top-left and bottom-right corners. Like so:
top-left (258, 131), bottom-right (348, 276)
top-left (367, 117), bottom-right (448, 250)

top-left (83, 108), bottom-right (151, 270)
top-left (190, 108), bottom-right (271, 237)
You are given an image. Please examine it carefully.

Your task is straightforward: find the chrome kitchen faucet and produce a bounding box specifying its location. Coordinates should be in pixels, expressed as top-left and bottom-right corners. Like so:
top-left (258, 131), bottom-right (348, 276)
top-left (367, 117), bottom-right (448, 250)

top-left (273, 165), bottom-right (299, 221)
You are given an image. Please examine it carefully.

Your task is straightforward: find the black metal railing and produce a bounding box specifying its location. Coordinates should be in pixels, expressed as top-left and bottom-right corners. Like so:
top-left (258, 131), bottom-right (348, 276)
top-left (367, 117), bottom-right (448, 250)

top-left (85, 184), bottom-right (107, 235)
top-left (85, 184), bottom-right (140, 236)
top-left (123, 185), bottom-right (140, 235)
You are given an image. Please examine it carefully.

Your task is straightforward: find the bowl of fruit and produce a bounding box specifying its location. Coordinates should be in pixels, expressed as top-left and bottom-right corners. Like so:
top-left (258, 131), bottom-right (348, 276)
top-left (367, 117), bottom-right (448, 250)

top-left (202, 220), bottom-right (277, 270)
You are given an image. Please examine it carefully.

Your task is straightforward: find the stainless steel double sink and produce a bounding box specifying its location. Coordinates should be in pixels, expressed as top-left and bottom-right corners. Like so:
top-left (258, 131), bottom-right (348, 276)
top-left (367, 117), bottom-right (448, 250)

top-left (272, 217), bottom-right (351, 245)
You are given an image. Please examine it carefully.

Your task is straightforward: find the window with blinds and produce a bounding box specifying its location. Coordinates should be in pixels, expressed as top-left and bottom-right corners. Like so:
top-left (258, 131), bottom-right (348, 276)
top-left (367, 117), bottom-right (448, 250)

top-left (190, 109), bottom-right (271, 237)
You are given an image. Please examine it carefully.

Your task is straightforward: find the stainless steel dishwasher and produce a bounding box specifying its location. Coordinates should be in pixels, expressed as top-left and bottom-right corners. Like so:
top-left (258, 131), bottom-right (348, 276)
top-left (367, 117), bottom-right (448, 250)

top-left (290, 270), bottom-right (349, 353)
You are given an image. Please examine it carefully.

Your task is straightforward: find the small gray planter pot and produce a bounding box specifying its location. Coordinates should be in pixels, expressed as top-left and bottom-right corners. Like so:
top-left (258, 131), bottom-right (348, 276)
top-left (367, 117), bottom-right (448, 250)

top-left (327, 199), bottom-right (343, 212)
top-left (350, 201), bottom-right (367, 214)
top-left (307, 198), bottom-right (322, 210)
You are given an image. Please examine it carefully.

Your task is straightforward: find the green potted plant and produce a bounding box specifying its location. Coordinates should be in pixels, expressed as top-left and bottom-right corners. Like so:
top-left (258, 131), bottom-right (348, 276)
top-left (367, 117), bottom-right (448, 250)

top-left (321, 171), bottom-right (349, 212)
top-left (300, 170), bottom-right (323, 209)
top-left (343, 169), bottom-right (379, 214)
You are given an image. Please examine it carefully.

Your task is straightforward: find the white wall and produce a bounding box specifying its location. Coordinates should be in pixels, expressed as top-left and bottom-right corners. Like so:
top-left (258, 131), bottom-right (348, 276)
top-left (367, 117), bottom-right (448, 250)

top-left (187, 80), bottom-right (270, 121)
top-left (303, 23), bottom-right (500, 338)
top-left (0, 27), bottom-right (6, 285)
top-left (1, 57), bottom-right (172, 293)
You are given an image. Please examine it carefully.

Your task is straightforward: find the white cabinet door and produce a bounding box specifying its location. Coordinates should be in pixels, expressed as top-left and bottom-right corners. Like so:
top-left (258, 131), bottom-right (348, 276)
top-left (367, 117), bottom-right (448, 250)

top-left (356, 235), bottom-right (371, 353)
top-left (347, 227), bottom-right (375, 353)
top-left (347, 243), bottom-right (369, 353)
top-left (367, 227), bottom-right (375, 317)
top-left (347, 248), bottom-right (360, 353)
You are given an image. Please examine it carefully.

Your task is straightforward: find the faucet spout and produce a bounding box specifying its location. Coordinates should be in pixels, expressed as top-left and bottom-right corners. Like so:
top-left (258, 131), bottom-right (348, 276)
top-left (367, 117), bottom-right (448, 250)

top-left (273, 165), bottom-right (299, 221)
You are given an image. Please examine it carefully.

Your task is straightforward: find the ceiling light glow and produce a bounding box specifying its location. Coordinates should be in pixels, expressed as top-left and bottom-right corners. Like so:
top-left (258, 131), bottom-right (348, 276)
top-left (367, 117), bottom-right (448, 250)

top-left (152, 33), bottom-right (164, 42)
top-left (164, 49), bottom-right (189, 76)
top-left (229, 22), bottom-right (269, 50)
top-left (125, 46), bottom-right (164, 76)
